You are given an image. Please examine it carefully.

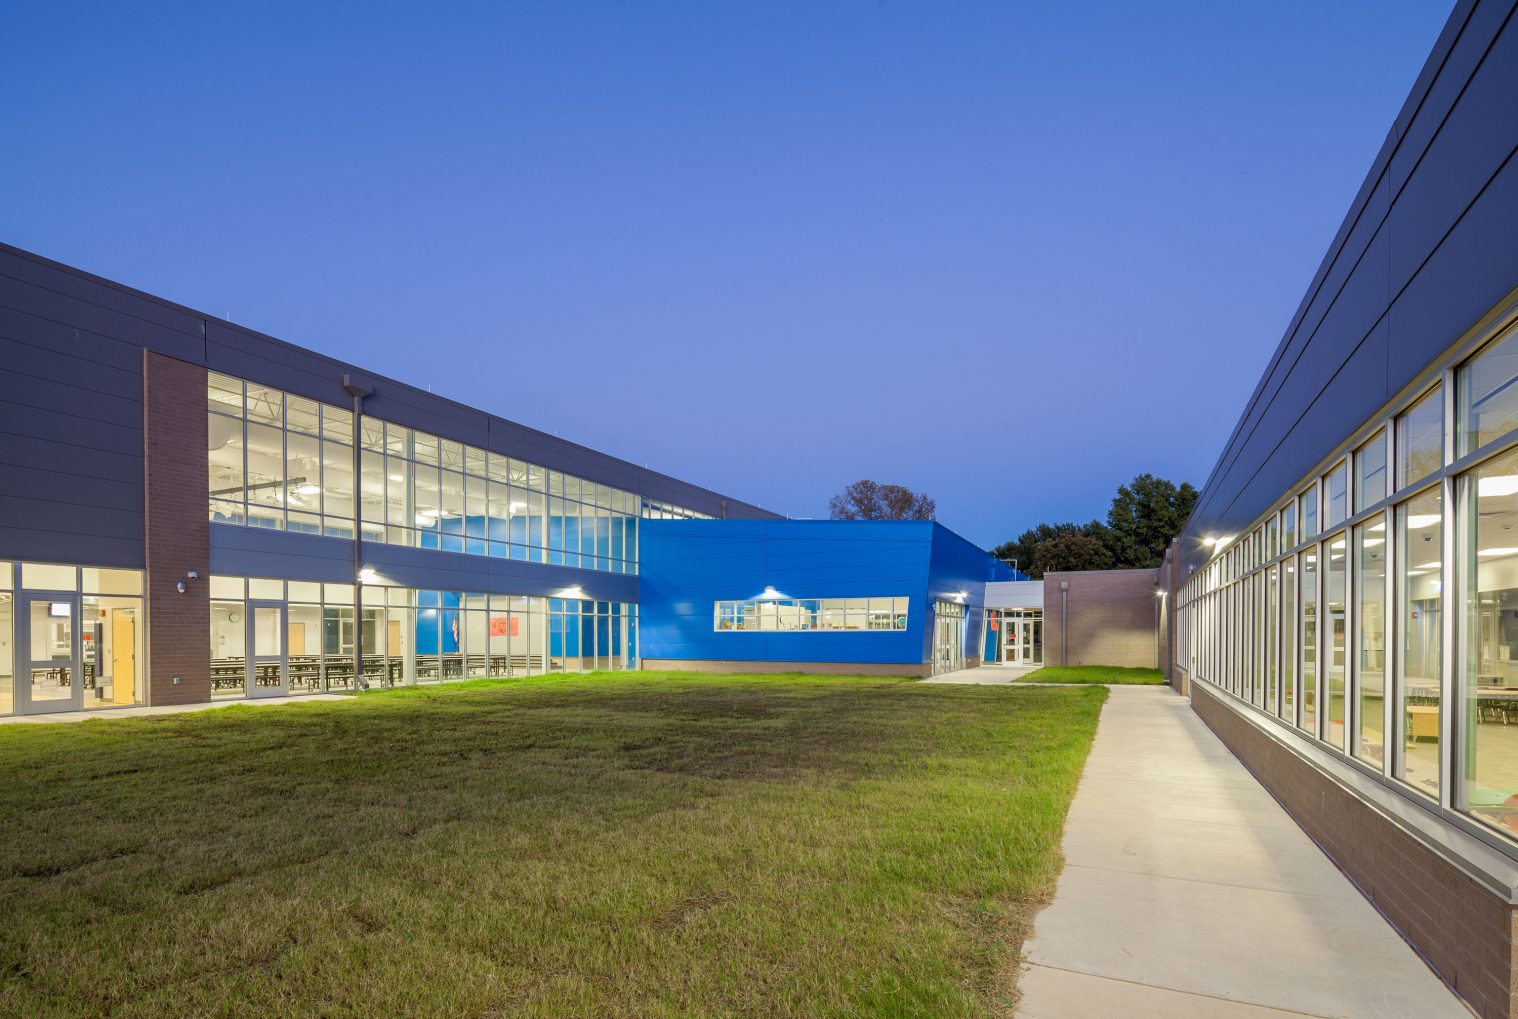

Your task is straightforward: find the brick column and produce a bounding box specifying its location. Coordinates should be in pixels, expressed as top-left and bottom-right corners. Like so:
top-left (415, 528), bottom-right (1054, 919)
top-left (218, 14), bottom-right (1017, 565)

top-left (144, 351), bottom-right (211, 705)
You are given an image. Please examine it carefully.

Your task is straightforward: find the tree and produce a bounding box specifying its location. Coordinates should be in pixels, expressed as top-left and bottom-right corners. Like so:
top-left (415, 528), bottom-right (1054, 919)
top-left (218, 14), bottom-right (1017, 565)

top-left (991, 473), bottom-right (1196, 576)
top-left (828, 480), bottom-right (935, 521)
top-left (1104, 473), bottom-right (1199, 569)
top-left (1031, 531), bottom-right (1114, 574)
top-left (993, 521), bottom-right (1109, 577)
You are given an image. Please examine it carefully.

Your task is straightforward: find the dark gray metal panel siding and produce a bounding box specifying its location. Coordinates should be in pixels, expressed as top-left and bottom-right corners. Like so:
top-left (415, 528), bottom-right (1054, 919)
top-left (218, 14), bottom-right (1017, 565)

top-left (360, 542), bottom-right (640, 602)
top-left (209, 525), bottom-right (355, 583)
top-left (0, 243), bottom-right (775, 525)
top-left (0, 283), bottom-right (151, 567)
top-left (1181, 0), bottom-right (1518, 574)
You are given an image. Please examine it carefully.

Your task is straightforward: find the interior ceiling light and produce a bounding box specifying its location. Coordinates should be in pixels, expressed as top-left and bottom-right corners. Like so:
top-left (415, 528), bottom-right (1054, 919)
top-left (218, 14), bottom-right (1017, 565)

top-left (1478, 547), bottom-right (1518, 557)
top-left (1408, 514), bottom-right (1442, 528)
top-left (296, 484), bottom-right (320, 496)
top-left (1479, 475), bottom-right (1518, 498)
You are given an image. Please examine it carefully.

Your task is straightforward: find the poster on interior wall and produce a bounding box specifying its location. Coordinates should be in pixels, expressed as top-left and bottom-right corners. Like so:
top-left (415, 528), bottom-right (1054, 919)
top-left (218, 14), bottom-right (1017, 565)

top-left (489, 616), bottom-right (520, 636)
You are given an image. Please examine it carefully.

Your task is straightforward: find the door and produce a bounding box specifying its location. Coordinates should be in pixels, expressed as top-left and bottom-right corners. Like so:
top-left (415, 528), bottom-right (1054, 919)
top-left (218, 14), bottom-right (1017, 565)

top-left (247, 602), bottom-right (288, 698)
top-left (110, 611), bottom-right (138, 705)
top-left (20, 592), bottom-right (80, 713)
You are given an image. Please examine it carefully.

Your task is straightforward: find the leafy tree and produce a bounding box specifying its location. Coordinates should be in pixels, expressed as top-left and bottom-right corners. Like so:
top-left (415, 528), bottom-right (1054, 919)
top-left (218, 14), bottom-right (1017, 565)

top-left (992, 473), bottom-right (1196, 575)
top-left (1104, 473), bottom-right (1199, 568)
top-left (828, 480), bottom-right (935, 521)
top-left (993, 521), bottom-right (1108, 578)
top-left (1031, 531), bottom-right (1115, 574)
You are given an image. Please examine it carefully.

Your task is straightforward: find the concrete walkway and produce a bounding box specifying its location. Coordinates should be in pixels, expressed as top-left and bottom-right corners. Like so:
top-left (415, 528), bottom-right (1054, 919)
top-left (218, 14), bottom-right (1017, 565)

top-left (0, 693), bottom-right (349, 725)
top-left (1016, 686), bottom-right (1468, 1019)
top-left (921, 663), bottom-right (1042, 684)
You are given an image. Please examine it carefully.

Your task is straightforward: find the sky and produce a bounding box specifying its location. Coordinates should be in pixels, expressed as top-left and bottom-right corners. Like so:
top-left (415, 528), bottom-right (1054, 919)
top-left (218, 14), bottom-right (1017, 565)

top-left (1, 1), bottom-right (1454, 549)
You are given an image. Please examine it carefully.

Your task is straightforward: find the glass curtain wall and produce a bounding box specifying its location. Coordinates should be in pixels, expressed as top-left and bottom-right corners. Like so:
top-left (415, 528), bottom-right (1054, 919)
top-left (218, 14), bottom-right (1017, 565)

top-left (1175, 313), bottom-right (1518, 848)
top-left (211, 370), bottom-right (713, 577)
top-left (211, 577), bottom-right (638, 698)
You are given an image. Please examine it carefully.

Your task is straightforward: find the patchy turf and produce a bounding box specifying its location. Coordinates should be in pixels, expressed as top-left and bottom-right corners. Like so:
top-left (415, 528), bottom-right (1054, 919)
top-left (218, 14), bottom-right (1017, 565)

top-left (1017, 665), bottom-right (1167, 685)
top-left (0, 671), bottom-right (1105, 1018)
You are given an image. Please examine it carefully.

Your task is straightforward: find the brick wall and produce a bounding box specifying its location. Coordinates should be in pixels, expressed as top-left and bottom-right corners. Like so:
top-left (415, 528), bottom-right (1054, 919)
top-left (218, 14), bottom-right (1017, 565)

top-left (1042, 568), bottom-right (1160, 669)
top-left (1192, 683), bottom-right (1518, 1019)
top-left (143, 352), bottom-right (210, 705)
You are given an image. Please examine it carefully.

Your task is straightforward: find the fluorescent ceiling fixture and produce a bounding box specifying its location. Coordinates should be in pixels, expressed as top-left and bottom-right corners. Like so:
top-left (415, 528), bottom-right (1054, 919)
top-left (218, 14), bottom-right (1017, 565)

top-left (1330, 540), bottom-right (1345, 550)
top-left (1422, 561), bottom-right (1442, 570)
top-left (295, 484), bottom-right (320, 496)
top-left (1369, 522), bottom-right (1386, 532)
top-left (388, 474), bottom-right (404, 482)
top-left (1407, 568), bottom-right (1427, 576)
top-left (1479, 475), bottom-right (1518, 497)
top-left (1363, 538), bottom-right (1385, 547)
top-left (1479, 547), bottom-right (1518, 557)
top-left (1408, 514), bottom-right (1441, 529)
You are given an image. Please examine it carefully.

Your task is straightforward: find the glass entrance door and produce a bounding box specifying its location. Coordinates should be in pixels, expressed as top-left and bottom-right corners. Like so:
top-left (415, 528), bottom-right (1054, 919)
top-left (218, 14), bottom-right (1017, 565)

top-left (20, 592), bottom-right (80, 713)
top-left (247, 602), bottom-right (288, 698)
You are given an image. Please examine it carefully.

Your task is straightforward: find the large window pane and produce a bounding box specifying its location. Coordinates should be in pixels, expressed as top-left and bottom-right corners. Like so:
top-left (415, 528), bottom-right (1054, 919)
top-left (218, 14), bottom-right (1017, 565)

top-left (1355, 515), bottom-right (1386, 766)
top-left (1326, 535), bottom-right (1347, 749)
top-left (1300, 484), bottom-right (1319, 541)
top-left (1355, 432), bottom-right (1387, 513)
top-left (1397, 386), bottom-right (1443, 490)
top-left (1301, 548), bottom-right (1318, 734)
top-left (1397, 488), bottom-right (1441, 797)
top-left (1459, 323), bottom-right (1518, 455)
top-left (245, 422), bottom-right (285, 530)
top-left (1282, 556), bottom-right (1296, 722)
top-left (1324, 466), bottom-right (1347, 530)
top-left (1462, 447), bottom-right (1518, 834)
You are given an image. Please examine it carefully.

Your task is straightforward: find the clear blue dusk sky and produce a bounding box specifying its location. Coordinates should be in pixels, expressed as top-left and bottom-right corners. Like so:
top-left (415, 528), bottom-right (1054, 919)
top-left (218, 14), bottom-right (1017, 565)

top-left (1, 1), bottom-right (1452, 548)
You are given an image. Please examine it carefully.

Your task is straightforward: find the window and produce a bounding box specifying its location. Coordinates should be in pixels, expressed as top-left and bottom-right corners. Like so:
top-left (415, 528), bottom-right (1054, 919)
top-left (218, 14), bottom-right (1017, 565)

top-left (1300, 484), bottom-right (1319, 540)
top-left (712, 597), bottom-right (909, 632)
top-left (1354, 432), bottom-right (1387, 513)
top-left (1282, 556), bottom-right (1296, 723)
top-left (1460, 446), bottom-right (1518, 834)
top-left (1355, 515), bottom-right (1386, 767)
top-left (1300, 548), bottom-right (1318, 735)
top-left (210, 372), bottom-right (704, 575)
top-left (1397, 386), bottom-right (1443, 490)
top-left (1281, 503), bottom-right (1297, 550)
top-left (1325, 533), bottom-right (1347, 749)
top-left (1324, 464), bottom-right (1347, 529)
top-left (1458, 322), bottom-right (1518, 455)
top-left (1396, 487), bottom-right (1440, 798)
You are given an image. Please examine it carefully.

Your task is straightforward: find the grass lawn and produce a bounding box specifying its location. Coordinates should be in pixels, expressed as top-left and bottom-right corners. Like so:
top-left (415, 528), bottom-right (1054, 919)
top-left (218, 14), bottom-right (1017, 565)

top-left (0, 672), bottom-right (1105, 1018)
top-left (1017, 665), bottom-right (1167, 685)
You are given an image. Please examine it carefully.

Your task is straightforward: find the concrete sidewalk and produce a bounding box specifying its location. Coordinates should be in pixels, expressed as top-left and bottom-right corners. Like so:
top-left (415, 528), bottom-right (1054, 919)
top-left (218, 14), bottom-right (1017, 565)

top-left (1017, 686), bottom-right (1468, 1018)
top-left (0, 693), bottom-right (349, 725)
top-left (921, 663), bottom-right (1042, 684)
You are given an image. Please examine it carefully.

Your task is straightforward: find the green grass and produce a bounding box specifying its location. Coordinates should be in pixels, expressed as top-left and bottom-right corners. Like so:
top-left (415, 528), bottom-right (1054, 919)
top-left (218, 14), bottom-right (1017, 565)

top-left (1017, 665), bottom-right (1167, 685)
top-left (0, 671), bottom-right (1106, 1018)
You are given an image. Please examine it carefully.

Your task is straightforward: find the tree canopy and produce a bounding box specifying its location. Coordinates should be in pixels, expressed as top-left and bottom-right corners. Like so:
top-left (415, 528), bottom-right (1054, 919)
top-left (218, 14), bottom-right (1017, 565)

top-left (993, 473), bottom-right (1197, 578)
top-left (828, 480), bottom-right (936, 521)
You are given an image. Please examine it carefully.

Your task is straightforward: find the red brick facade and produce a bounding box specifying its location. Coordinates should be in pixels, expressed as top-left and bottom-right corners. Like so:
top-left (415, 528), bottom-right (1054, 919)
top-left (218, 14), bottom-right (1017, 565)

top-left (1042, 568), bottom-right (1161, 669)
top-left (143, 352), bottom-right (211, 705)
top-left (1193, 683), bottom-right (1518, 1018)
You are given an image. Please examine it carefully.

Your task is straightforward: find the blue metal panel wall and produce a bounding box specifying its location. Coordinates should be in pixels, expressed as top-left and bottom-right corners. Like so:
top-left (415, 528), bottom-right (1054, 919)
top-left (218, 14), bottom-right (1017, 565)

top-left (1181, 0), bottom-right (1518, 573)
top-left (925, 523), bottom-right (1018, 664)
top-left (638, 519), bottom-right (937, 665)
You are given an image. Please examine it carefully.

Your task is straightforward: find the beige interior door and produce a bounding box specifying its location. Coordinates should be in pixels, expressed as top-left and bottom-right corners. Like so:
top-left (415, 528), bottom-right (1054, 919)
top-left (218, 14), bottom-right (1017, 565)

top-left (110, 611), bottom-right (136, 705)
